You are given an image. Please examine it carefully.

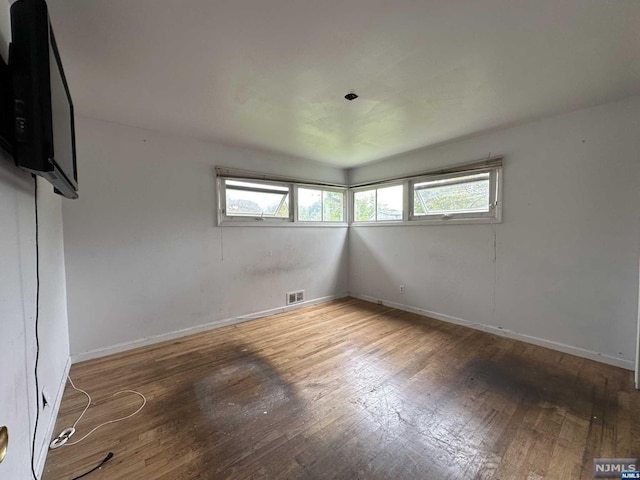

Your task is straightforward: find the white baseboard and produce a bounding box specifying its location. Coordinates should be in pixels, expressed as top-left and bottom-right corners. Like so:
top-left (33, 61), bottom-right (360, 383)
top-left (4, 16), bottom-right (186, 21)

top-left (36, 355), bottom-right (71, 477)
top-left (71, 293), bottom-right (350, 364)
top-left (351, 293), bottom-right (634, 371)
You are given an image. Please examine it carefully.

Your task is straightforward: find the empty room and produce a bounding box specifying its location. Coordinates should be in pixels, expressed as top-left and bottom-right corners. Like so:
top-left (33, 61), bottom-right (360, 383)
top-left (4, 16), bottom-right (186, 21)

top-left (1, 0), bottom-right (639, 479)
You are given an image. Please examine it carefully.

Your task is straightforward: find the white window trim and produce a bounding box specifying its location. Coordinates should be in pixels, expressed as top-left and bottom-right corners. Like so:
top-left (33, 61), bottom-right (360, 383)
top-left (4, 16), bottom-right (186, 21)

top-left (409, 167), bottom-right (499, 221)
top-left (294, 185), bottom-right (348, 224)
top-left (350, 167), bottom-right (502, 227)
top-left (218, 177), bottom-right (293, 224)
top-left (216, 161), bottom-right (502, 228)
top-left (217, 177), bottom-right (348, 227)
top-left (351, 181), bottom-right (407, 224)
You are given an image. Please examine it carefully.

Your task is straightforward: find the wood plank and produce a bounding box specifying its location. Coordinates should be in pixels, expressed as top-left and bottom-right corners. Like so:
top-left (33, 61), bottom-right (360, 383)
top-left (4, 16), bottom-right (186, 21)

top-left (43, 298), bottom-right (639, 480)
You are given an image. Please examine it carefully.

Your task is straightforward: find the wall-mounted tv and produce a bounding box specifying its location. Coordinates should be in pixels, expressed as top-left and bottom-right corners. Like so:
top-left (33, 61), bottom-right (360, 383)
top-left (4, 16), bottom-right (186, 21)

top-left (10, 0), bottom-right (78, 199)
top-left (0, 54), bottom-right (13, 156)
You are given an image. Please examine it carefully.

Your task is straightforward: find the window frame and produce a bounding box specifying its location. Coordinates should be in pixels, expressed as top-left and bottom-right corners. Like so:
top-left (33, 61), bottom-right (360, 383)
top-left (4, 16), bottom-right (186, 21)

top-left (350, 181), bottom-right (407, 224)
top-left (217, 177), bottom-right (348, 227)
top-left (294, 185), bottom-right (348, 224)
top-left (216, 162), bottom-right (502, 227)
top-left (349, 166), bottom-right (502, 227)
top-left (409, 167), bottom-right (500, 223)
top-left (219, 177), bottom-right (294, 224)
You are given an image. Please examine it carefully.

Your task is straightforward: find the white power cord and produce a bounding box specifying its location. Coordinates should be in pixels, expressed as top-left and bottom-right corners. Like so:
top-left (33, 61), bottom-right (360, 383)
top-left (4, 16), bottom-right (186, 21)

top-left (50, 375), bottom-right (146, 449)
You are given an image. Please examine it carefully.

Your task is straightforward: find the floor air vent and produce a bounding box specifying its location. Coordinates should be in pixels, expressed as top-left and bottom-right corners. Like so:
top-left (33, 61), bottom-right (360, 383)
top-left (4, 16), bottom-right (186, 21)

top-left (287, 290), bottom-right (305, 305)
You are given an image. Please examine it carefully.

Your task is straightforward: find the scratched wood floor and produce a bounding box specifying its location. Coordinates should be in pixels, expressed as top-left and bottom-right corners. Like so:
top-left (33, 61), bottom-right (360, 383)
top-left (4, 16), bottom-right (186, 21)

top-left (43, 298), bottom-right (639, 480)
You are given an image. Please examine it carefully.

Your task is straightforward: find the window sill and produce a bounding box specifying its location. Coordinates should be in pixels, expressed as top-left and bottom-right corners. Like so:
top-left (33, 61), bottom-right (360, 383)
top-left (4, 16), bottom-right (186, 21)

top-left (218, 221), bottom-right (349, 228)
top-left (351, 217), bottom-right (502, 227)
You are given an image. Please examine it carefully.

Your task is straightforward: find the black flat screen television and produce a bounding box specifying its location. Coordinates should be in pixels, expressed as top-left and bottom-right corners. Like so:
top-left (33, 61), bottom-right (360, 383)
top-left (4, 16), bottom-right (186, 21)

top-left (0, 53), bottom-right (13, 156)
top-left (10, 0), bottom-right (78, 199)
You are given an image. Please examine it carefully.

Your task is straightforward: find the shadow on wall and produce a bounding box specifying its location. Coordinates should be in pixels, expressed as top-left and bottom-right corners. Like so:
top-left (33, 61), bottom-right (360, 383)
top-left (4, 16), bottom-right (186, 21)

top-left (348, 227), bottom-right (398, 300)
top-left (330, 228), bottom-right (349, 293)
top-left (349, 224), bottom-right (496, 326)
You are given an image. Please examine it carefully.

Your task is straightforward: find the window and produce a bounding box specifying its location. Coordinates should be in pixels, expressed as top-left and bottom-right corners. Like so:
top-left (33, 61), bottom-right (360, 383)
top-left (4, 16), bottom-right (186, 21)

top-left (410, 169), bottom-right (497, 221)
top-left (217, 159), bottom-right (501, 227)
top-left (353, 184), bottom-right (404, 222)
top-left (221, 179), bottom-right (291, 221)
top-left (351, 162), bottom-right (501, 225)
top-left (217, 172), bottom-right (347, 226)
top-left (297, 187), bottom-right (345, 222)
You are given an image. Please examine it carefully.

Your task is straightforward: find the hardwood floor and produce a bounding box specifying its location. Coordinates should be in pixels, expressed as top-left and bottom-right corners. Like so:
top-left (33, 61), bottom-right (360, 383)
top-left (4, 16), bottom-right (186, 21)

top-left (43, 298), bottom-right (639, 479)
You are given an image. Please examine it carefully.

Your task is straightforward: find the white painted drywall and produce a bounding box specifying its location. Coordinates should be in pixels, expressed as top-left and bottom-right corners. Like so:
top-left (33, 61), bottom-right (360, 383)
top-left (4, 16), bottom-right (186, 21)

top-left (349, 97), bottom-right (640, 369)
top-left (62, 117), bottom-right (349, 357)
top-left (0, 5), bottom-right (71, 479)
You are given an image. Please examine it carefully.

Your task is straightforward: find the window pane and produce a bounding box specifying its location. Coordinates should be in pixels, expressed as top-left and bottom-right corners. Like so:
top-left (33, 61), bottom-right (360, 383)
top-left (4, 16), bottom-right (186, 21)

top-left (414, 173), bottom-right (490, 215)
top-left (277, 197), bottom-right (290, 217)
top-left (354, 190), bottom-right (375, 222)
top-left (376, 185), bottom-right (403, 221)
top-left (225, 180), bottom-right (289, 217)
top-left (323, 191), bottom-right (344, 222)
top-left (414, 194), bottom-right (426, 215)
top-left (298, 188), bottom-right (322, 221)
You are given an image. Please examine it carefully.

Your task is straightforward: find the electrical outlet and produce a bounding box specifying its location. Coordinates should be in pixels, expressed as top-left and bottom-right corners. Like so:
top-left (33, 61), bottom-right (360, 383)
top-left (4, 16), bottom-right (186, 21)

top-left (42, 387), bottom-right (50, 409)
top-left (400, 285), bottom-right (405, 294)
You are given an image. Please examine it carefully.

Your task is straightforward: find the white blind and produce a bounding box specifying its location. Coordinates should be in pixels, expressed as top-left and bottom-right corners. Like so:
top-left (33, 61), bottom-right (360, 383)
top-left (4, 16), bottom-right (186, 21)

top-left (217, 155), bottom-right (502, 189)
top-left (215, 166), bottom-right (346, 188)
top-left (350, 155), bottom-right (503, 188)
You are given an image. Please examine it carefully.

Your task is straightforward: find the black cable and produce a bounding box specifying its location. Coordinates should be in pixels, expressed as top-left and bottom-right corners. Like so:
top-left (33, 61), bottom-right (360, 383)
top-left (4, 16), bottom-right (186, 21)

top-left (29, 180), bottom-right (113, 480)
top-left (70, 452), bottom-right (114, 480)
top-left (31, 175), bottom-right (41, 480)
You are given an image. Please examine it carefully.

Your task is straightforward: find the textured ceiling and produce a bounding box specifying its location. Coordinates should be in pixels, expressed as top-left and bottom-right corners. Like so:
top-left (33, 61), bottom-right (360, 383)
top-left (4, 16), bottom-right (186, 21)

top-left (47, 0), bottom-right (640, 167)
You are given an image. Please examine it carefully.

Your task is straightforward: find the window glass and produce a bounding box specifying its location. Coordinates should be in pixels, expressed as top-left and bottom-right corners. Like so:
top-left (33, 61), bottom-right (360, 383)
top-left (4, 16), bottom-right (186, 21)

top-left (354, 189), bottom-right (376, 222)
top-left (323, 190), bottom-right (344, 222)
top-left (354, 185), bottom-right (403, 222)
top-left (298, 187), bottom-right (344, 222)
top-left (225, 180), bottom-right (289, 218)
top-left (298, 188), bottom-right (322, 221)
top-left (376, 185), bottom-right (403, 221)
top-left (413, 172), bottom-right (490, 216)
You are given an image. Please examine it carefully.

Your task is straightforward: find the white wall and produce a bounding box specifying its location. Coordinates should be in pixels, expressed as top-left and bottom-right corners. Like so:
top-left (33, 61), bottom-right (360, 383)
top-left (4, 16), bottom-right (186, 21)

top-left (349, 97), bottom-right (640, 369)
top-left (63, 117), bottom-right (349, 358)
top-left (65, 99), bottom-right (640, 369)
top-left (0, 4), bottom-right (71, 478)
